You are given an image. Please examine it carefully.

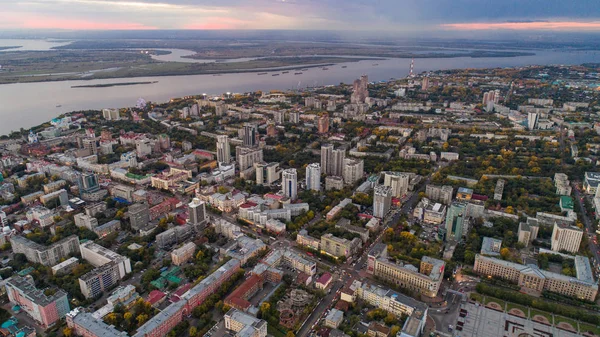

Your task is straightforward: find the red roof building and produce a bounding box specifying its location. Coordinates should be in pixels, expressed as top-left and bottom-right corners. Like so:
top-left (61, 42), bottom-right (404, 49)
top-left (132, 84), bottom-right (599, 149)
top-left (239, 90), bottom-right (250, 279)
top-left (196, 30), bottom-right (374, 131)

top-left (147, 290), bottom-right (166, 306)
top-left (224, 274), bottom-right (264, 311)
top-left (316, 273), bottom-right (332, 290)
top-left (169, 283), bottom-right (192, 303)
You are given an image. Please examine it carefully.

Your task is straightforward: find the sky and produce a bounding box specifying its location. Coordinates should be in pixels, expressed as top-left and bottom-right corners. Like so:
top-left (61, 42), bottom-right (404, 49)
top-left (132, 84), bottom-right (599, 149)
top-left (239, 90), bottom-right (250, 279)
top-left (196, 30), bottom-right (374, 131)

top-left (1, 0), bottom-right (600, 32)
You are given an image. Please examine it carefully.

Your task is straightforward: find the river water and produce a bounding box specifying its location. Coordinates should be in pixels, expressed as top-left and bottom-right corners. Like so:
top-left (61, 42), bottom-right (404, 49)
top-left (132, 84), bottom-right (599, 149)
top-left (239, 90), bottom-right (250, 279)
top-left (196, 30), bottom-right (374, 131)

top-left (0, 39), bottom-right (599, 136)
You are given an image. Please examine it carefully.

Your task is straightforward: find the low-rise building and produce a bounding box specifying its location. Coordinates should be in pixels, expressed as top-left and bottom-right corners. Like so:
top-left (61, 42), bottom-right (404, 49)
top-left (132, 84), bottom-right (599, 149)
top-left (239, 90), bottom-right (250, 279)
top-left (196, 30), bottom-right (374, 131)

top-left (314, 272), bottom-right (332, 290)
top-left (171, 242), bottom-right (196, 266)
top-left (224, 308), bottom-right (267, 337)
top-left (296, 229), bottom-right (321, 250)
top-left (355, 281), bottom-right (427, 337)
top-left (474, 254), bottom-right (598, 301)
top-left (480, 237), bottom-right (502, 257)
top-left (367, 244), bottom-right (444, 298)
top-left (320, 233), bottom-right (361, 259)
top-left (51, 257), bottom-right (79, 275)
top-left (324, 308), bottom-right (343, 328)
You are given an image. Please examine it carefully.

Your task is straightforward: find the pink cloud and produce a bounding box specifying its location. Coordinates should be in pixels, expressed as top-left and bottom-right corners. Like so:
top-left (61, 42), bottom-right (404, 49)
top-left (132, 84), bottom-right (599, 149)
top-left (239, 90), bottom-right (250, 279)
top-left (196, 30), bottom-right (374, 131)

top-left (0, 12), bottom-right (155, 30)
top-left (441, 21), bottom-right (600, 31)
top-left (183, 17), bottom-right (248, 30)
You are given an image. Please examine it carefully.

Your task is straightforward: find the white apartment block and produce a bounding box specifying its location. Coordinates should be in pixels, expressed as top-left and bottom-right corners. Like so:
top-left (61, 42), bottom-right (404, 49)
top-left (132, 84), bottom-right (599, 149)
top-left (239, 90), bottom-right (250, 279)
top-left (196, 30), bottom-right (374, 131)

top-left (551, 223), bottom-right (583, 254)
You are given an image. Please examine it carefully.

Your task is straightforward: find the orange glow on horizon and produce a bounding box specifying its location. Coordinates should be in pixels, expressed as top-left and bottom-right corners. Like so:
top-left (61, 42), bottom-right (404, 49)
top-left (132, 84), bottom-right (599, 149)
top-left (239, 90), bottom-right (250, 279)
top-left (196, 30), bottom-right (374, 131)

top-left (441, 21), bottom-right (600, 31)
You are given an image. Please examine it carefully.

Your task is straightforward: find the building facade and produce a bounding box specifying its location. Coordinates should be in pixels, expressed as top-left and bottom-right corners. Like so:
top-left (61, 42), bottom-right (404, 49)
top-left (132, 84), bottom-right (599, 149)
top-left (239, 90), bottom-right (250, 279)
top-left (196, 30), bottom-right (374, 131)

top-left (373, 185), bottom-right (392, 218)
top-left (305, 163), bottom-right (321, 192)
top-left (551, 223), bottom-right (583, 254)
top-left (281, 169), bottom-right (298, 201)
top-left (217, 135), bottom-right (231, 164)
top-left (10, 235), bottom-right (80, 266)
top-left (474, 254), bottom-right (597, 301)
top-left (343, 159), bottom-right (364, 185)
top-left (6, 276), bottom-right (70, 328)
top-left (367, 244), bottom-right (444, 298)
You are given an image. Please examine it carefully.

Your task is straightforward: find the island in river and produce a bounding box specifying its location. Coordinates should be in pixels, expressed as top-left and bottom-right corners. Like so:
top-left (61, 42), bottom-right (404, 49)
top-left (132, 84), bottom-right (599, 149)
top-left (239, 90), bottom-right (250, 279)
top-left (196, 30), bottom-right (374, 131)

top-left (71, 81), bottom-right (158, 88)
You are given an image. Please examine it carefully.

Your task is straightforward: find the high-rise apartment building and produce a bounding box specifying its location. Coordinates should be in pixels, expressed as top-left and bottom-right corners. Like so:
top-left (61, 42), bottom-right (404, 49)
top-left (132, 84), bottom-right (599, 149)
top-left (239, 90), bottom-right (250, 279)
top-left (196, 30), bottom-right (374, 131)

top-left (282, 169), bottom-right (298, 201)
top-left (320, 144), bottom-right (333, 175)
top-left (157, 134), bottom-right (171, 150)
top-left (527, 112), bottom-right (539, 130)
top-left (102, 108), bottom-right (120, 121)
top-left (80, 241), bottom-right (132, 277)
top-left (77, 172), bottom-right (100, 194)
top-left (445, 202), bottom-right (468, 241)
top-left (482, 90), bottom-right (500, 105)
top-left (343, 158), bottom-right (364, 185)
top-left (351, 75), bottom-right (369, 104)
top-left (289, 112), bottom-right (299, 124)
top-left (551, 223), bottom-right (583, 254)
top-left (128, 203), bottom-right (150, 230)
top-left (236, 147), bottom-right (264, 172)
top-left (82, 138), bottom-right (97, 155)
top-left (242, 123), bottom-right (258, 148)
top-left (320, 144), bottom-right (345, 177)
top-left (188, 198), bottom-right (207, 227)
top-left (274, 111), bottom-right (284, 124)
top-left (217, 135), bottom-right (231, 164)
top-left (6, 276), bottom-right (70, 328)
top-left (78, 261), bottom-right (124, 299)
top-left (306, 163), bottom-right (321, 192)
top-left (373, 185), bottom-right (392, 218)
top-left (383, 172), bottom-right (410, 198)
top-left (255, 162), bottom-right (281, 185)
top-left (318, 115), bottom-right (330, 134)
top-left (0, 210), bottom-right (7, 226)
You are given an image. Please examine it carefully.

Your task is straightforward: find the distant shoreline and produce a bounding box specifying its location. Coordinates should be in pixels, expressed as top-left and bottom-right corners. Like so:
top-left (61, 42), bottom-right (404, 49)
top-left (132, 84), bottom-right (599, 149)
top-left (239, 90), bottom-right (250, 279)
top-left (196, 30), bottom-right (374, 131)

top-left (0, 46), bottom-right (21, 51)
top-left (71, 81), bottom-right (158, 88)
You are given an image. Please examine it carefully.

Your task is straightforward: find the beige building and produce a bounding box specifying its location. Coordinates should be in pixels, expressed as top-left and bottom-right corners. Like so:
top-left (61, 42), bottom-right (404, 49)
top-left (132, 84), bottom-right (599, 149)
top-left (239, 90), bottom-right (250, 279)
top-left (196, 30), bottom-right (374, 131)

top-left (343, 158), bottom-right (364, 185)
top-left (423, 203), bottom-right (446, 225)
top-left (296, 229), bottom-right (321, 251)
top-left (518, 221), bottom-right (539, 247)
top-left (383, 172), bottom-right (410, 198)
top-left (255, 162), bottom-right (281, 185)
top-left (474, 254), bottom-right (598, 301)
top-left (150, 167), bottom-right (193, 190)
top-left (325, 176), bottom-right (344, 191)
top-left (320, 233), bottom-right (361, 259)
top-left (367, 244), bottom-right (444, 298)
top-left (171, 242), bottom-right (196, 266)
top-left (224, 309), bottom-right (267, 337)
top-left (551, 223), bottom-right (583, 254)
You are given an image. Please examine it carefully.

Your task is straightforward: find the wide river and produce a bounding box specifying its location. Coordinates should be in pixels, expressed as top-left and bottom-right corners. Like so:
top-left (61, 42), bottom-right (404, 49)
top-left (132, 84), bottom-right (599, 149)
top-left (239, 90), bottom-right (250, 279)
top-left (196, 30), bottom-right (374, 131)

top-left (0, 39), bottom-right (599, 136)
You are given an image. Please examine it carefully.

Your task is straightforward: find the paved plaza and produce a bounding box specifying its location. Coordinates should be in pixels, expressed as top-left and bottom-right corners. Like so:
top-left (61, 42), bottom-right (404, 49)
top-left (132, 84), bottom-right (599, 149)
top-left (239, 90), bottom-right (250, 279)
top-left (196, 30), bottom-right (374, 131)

top-left (457, 302), bottom-right (585, 337)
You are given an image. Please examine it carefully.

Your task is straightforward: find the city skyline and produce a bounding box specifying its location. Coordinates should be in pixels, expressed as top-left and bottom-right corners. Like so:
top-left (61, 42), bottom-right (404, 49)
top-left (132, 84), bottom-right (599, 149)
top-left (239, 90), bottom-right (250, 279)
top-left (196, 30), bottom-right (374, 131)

top-left (1, 0), bottom-right (600, 32)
